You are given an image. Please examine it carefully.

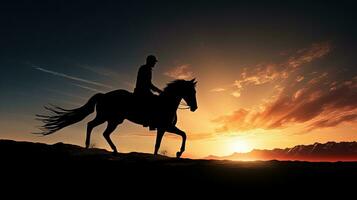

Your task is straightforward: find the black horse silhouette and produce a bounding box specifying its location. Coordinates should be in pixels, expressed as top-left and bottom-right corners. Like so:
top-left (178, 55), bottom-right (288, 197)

top-left (36, 79), bottom-right (197, 158)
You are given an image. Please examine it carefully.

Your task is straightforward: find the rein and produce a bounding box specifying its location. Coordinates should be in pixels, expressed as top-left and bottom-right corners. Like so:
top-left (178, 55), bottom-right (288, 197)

top-left (160, 91), bottom-right (191, 110)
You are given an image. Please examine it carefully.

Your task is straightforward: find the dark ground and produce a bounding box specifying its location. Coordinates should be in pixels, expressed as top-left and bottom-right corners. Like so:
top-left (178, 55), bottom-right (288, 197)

top-left (1, 139), bottom-right (356, 195)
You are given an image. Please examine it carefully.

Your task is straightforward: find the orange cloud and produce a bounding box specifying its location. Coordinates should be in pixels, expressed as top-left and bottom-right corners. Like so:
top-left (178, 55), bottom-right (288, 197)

top-left (286, 42), bottom-right (331, 68)
top-left (164, 64), bottom-right (193, 79)
top-left (296, 76), bottom-right (304, 82)
top-left (210, 88), bottom-right (226, 92)
top-left (231, 42), bottom-right (331, 98)
top-left (214, 73), bottom-right (357, 133)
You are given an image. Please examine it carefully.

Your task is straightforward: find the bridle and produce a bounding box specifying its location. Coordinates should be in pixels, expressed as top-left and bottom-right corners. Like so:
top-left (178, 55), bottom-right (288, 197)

top-left (178, 101), bottom-right (190, 110)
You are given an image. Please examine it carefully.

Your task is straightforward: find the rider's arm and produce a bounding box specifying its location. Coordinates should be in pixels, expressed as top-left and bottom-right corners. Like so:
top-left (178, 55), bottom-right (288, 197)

top-left (151, 83), bottom-right (163, 94)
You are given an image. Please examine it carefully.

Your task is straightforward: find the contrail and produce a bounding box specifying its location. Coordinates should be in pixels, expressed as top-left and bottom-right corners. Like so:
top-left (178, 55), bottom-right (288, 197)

top-left (34, 66), bottom-right (113, 89)
top-left (72, 83), bottom-right (104, 93)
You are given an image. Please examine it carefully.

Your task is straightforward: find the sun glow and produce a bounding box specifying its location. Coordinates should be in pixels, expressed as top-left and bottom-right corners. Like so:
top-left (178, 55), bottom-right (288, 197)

top-left (229, 139), bottom-right (253, 153)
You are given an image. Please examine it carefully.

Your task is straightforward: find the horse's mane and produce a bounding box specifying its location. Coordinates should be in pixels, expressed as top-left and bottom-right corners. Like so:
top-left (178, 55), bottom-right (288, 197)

top-left (163, 79), bottom-right (196, 94)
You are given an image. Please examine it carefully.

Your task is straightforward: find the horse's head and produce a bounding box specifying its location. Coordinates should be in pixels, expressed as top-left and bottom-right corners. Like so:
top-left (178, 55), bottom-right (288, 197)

top-left (163, 79), bottom-right (198, 112)
top-left (183, 79), bottom-right (198, 112)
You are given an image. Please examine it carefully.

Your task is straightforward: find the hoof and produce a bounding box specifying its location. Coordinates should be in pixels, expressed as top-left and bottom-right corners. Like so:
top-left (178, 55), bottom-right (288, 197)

top-left (112, 151), bottom-right (119, 156)
top-left (176, 151), bottom-right (182, 158)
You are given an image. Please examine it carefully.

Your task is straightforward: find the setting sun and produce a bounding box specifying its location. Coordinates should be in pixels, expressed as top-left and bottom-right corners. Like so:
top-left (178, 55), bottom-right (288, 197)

top-left (229, 139), bottom-right (252, 153)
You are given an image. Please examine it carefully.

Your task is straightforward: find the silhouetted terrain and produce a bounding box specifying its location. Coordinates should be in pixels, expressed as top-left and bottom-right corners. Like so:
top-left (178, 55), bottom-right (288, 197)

top-left (206, 141), bottom-right (357, 161)
top-left (1, 139), bottom-right (357, 192)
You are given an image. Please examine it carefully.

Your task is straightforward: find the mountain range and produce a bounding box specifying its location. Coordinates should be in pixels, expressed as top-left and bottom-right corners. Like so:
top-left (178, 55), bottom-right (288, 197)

top-left (205, 141), bottom-right (357, 162)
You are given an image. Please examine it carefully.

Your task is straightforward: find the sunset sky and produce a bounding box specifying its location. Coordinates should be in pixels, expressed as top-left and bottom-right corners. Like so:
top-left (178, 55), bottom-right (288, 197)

top-left (1, 1), bottom-right (357, 158)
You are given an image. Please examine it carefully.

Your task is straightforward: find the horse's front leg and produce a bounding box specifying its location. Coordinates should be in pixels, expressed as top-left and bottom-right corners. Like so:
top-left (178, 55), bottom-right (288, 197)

top-left (166, 126), bottom-right (186, 158)
top-left (154, 129), bottom-right (165, 155)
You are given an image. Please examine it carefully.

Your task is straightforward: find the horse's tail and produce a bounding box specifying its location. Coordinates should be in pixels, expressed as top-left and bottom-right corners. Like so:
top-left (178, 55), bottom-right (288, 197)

top-left (35, 93), bottom-right (103, 135)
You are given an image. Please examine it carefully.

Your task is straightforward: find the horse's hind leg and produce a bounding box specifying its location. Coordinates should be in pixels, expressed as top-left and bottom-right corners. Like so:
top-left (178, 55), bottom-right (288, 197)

top-left (86, 117), bottom-right (105, 148)
top-left (103, 120), bottom-right (122, 154)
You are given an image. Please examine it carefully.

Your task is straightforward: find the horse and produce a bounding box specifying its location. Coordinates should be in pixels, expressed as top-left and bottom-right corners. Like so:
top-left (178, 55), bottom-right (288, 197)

top-left (36, 79), bottom-right (198, 158)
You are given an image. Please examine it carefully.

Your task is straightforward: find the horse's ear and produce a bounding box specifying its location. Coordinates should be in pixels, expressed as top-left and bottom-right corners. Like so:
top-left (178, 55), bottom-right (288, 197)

top-left (190, 78), bottom-right (197, 87)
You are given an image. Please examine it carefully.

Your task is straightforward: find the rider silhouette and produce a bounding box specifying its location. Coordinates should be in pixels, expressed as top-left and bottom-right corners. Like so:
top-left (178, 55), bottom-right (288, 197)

top-left (134, 55), bottom-right (163, 130)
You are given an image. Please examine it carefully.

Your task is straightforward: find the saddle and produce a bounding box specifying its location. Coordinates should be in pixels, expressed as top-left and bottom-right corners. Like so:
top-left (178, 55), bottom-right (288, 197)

top-left (132, 92), bottom-right (160, 130)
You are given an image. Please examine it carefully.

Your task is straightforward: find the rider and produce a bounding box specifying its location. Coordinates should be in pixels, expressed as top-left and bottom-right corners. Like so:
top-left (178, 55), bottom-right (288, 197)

top-left (134, 55), bottom-right (163, 130)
